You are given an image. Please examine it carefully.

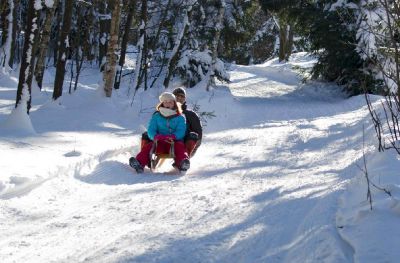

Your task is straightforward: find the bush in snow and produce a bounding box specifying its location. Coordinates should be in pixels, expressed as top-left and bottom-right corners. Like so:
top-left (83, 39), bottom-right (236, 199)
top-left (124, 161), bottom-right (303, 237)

top-left (177, 49), bottom-right (230, 87)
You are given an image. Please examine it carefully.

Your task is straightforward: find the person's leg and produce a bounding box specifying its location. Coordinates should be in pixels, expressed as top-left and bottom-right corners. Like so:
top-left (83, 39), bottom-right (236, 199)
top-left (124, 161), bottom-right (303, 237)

top-left (136, 142), bottom-right (153, 168)
top-left (141, 132), bottom-right (152, 150)
top-left (190, 140), bottom-right (201, 157)
top-left (184, 132), bottom-right (200, 158)
top-left (185, 139), bottom-right (197, 157)
top-left (174, 141), bottom-right (189, 169)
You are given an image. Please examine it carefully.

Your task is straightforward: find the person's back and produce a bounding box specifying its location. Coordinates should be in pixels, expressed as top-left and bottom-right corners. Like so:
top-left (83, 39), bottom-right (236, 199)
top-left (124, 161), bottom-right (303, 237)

top-left (173, 87), bottom-right (203, 157)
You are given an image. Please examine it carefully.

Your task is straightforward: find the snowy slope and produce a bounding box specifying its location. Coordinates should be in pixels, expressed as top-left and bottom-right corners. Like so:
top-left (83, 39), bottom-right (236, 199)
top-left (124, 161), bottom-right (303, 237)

top-left (0, 53), bottom-right (399, 262)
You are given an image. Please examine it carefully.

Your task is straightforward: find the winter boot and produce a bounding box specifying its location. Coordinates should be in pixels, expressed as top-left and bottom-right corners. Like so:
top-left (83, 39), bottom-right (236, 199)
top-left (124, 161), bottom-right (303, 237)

top-left (179, 159), bottom-right (190, 171)
top-left (129, 157), bottom-right (144, 173)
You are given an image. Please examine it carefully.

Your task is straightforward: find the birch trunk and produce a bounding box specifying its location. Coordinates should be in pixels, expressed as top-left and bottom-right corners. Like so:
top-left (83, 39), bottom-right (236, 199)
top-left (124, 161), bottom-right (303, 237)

top-left (34, 0), bottom-right (59, 89)
top-left (103, 0), bottom-right (122, 97)
top-left (206, 0), bottom-right (225, 91)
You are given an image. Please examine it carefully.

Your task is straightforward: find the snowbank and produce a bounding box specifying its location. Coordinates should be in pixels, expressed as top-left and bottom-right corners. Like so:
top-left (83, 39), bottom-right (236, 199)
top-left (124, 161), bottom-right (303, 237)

top-left (337, 149), bottom-right (400, 262)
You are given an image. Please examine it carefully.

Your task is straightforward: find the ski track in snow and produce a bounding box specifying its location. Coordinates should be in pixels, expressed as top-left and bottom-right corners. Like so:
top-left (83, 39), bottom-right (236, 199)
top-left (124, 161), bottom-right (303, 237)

top-left (0, 54), bottom-right (375, 262)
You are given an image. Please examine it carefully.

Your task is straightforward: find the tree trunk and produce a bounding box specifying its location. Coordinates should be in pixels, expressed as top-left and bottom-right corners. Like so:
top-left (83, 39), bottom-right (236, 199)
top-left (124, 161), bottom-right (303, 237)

top-left (27, 15), bottom-right (41, 90)
top-left (130, 0), bottom-right (147, 93)
top-left (114, 0), bottom-right (136, 90)
top-left (206, 0), bottom-right (225, 91)
top-left (8, 0), bottom-right (19, 67)
top-left (285, 24), bottom-right (294, 61)
top-left (278, 21), bottom-right (293, 62)
top-left (34, 0), bottom-right (59, 90)
top-left (103, 0), bottom-right (122, 97)
top-left (15, 0), bottom-right (38, 113)
top-left (52, 0), bottom-right (74, 100)
top-left (0, 0), bottom-right (8, 47)
top-left (137, 0), bottom-right (148, 91)
top-left (98, 1), bottom-right (110, 69)
top-left (0, 0), bottom-right (13, 70)
top-left (52, 3), bottom-right (63, 65)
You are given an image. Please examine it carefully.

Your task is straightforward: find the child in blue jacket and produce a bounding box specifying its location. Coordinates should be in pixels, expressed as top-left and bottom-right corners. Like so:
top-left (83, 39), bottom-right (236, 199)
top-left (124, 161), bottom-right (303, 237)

top-left (129, 92), bottom-right (190, 173)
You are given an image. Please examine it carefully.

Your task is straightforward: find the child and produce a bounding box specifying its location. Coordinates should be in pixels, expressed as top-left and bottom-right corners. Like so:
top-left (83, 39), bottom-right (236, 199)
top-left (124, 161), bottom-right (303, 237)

top-left (129, 92), bottom-right (190, 173)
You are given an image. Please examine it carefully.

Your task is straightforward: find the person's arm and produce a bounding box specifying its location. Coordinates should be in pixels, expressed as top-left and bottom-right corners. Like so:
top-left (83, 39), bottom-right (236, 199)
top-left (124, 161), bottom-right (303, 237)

top-left (147, 114), bottom-right (159, 140)
top-left (173, 115), bottom-right (187, 141)
top-left (188, 111), bottom-right (203, 140)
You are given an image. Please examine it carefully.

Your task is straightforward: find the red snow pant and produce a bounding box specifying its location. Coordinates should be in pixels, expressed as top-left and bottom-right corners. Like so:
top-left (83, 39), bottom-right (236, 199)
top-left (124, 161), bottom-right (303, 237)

top-left (185, 139), bottom-right (197, 157)
top-left (136, 139), bottom-right (188, 168)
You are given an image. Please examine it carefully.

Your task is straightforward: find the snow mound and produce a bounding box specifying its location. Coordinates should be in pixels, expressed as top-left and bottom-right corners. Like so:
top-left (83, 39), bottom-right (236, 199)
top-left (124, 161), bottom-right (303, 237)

top-left (0, 104), bottom-right (36, 136)
top-left (337, 149), bottom-right (400, 262)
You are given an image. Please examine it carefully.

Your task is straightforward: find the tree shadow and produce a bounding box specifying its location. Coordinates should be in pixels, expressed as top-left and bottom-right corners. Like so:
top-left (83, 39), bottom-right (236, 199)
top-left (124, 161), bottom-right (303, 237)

top-left (115, 188), bottom-right (351, 263)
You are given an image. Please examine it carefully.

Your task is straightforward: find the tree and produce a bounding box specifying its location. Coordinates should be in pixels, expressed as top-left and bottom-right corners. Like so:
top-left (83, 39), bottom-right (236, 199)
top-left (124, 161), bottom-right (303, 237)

top-left (206, 0), bottom-right (225, 91)
top-left (361, 0), bottom-right (400, 154)
top-left (53, 0), bottom-right (74, 101)
top-left (277, 18), bottom-right (294, 62)
top-left (34, 0), bottom-right (59, 89)
top-left (259, 0), bottom-right (295, 62)
top-left (130, 0), bottom-right (147, 94)
top-left (15, 0), bottom-right (38, 113)
top-left (8, 0), bottom-right (20, 67)
top-left (103, 0), bottom-right (122, 97)
top-left (114, 0), bottom-right (136, 90)
top-left (97, 0), bottom-right (110, 68)
top-left (0, 0), bottom-right (14, 71)
top-left (163, 2), bottom-right (194, 89)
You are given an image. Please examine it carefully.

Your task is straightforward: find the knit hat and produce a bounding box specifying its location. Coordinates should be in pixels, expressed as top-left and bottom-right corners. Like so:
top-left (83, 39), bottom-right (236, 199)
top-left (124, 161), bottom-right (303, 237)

top-left (172, 87), bottom-right (186, 97)
top-left (159, 92), bottom-right (176, 103)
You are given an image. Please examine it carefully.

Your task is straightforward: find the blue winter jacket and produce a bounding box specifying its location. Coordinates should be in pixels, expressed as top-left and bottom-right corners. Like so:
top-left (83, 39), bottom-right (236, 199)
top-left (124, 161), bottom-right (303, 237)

top-left (147, 112), bottom-right (186, 141)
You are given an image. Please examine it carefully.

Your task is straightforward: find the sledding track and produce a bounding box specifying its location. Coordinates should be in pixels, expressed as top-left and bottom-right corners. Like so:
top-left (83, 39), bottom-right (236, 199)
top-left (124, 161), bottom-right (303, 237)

top-left (0, 54), bottom-right (372, 262)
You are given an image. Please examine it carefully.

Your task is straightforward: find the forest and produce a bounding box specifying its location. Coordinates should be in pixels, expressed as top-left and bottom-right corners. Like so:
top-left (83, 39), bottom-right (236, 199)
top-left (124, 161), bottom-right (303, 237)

top-left (1, 0), bottom-right (397, 107)
top-left (1, 1), bottom-right (400, 262)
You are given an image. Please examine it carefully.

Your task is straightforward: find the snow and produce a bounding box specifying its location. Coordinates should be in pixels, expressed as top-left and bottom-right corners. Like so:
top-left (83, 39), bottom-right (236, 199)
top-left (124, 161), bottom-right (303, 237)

top-left (34, 0), bottom-right (43, 10)
top-left (0, 99), bottom-right (36, 136)
top-left (0, 52), bottom-right (399, 262)
top-left (44, 0), bottom-right (54, 8)
top-left (337, 149), bottom-right (400, 262)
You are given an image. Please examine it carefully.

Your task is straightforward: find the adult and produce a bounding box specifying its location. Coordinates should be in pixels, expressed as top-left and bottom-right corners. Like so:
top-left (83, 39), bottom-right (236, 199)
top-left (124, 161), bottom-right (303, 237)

top-left (172, 87), bottom-right (202, 157)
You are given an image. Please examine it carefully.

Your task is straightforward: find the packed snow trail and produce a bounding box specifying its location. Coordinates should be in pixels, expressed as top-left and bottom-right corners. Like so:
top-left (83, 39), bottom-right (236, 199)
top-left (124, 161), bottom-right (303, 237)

top-left (0, 54), bottom-right (372, 262)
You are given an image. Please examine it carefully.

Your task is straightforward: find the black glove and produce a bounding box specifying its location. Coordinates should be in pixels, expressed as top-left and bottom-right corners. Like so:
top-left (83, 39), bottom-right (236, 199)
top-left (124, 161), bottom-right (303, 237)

top-left (187, 132), bottom-right (199, 141)
top-left (142, 131), bottom-right (152, 141)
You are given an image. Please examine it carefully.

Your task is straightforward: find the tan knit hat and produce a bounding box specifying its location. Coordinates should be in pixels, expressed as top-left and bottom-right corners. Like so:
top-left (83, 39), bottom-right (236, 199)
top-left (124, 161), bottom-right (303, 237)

top-left (159, 92), bottom-right (176, 102)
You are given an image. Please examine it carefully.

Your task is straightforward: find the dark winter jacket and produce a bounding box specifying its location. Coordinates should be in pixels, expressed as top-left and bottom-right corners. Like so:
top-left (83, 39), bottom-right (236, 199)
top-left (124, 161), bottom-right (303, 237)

top-left (181, 102), bottom-right (202, 141)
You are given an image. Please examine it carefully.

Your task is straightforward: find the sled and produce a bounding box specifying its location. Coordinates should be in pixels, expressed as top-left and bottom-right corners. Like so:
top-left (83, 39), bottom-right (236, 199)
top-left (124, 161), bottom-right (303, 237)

top-left (149, 139), bottom-right (175, 172)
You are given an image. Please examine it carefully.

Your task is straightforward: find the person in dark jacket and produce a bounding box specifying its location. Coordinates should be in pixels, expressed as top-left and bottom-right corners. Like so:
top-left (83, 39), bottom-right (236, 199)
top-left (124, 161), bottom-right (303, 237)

top-left (172, 87), bottom-right (202, 157)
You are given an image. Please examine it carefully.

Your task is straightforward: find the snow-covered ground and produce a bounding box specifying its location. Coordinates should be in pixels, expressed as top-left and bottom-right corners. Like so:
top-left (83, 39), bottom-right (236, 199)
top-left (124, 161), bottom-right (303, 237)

top-left (0, 53), bottom-right (399, 262)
